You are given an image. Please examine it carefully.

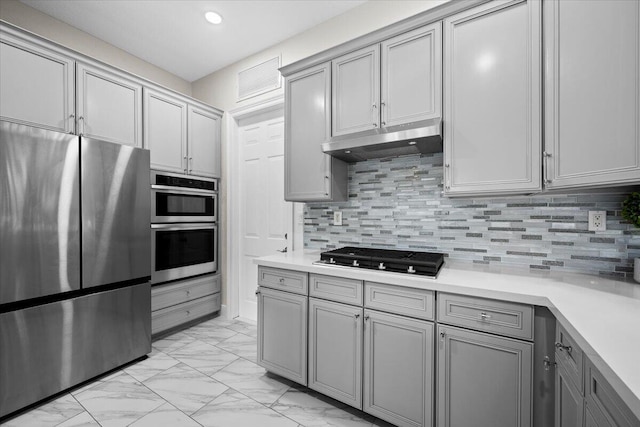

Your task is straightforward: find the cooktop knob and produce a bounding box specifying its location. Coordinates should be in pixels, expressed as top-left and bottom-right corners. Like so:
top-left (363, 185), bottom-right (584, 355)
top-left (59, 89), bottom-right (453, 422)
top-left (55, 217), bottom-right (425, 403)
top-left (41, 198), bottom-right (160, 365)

top-left (378, 263), bottom-right (386, 270)
top-left (407, 266), bottom-right (416, 273)
top-left (352, 260), bottom-right (359, 267)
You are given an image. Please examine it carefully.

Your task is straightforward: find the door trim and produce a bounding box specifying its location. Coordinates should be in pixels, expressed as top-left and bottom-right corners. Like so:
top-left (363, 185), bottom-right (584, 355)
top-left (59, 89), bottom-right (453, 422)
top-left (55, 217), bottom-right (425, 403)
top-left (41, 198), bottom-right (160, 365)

top-left (226, 95), bottom-right (301, 320)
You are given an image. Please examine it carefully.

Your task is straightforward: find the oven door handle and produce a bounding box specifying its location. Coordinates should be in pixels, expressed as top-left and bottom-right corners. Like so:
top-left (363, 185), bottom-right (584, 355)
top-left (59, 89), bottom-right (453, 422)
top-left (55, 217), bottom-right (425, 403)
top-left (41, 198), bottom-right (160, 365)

top-left (151, 223), bottom-right (217, 230)
top-left (151, 185), bottom-right (217, 195)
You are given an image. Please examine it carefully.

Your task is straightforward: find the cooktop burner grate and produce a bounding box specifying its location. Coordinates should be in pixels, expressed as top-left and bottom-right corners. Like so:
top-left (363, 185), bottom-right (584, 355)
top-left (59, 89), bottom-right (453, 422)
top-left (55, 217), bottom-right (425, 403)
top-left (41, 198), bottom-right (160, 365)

top-left (318, 246), bottom-right (445, 277)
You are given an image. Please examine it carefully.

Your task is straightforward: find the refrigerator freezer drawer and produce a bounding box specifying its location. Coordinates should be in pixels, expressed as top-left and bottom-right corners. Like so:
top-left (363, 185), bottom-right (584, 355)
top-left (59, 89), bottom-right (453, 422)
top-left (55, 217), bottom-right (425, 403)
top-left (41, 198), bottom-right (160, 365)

top-left (0, 283), bottom-right (151, 418)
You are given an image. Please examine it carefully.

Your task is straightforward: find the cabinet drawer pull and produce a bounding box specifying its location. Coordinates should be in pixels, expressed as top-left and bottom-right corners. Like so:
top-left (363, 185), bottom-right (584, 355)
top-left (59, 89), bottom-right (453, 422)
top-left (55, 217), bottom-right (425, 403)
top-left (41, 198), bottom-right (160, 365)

top-left (479, 312), bottom-right (492, 321)
top-left (279, 278), bottom-right (285, 283)
top-left (364, 314), bottom-right (370, 322)
top-left (555, 341), bottom-right (572, 353)
top-left (440, 331), bottom-right (446, 340)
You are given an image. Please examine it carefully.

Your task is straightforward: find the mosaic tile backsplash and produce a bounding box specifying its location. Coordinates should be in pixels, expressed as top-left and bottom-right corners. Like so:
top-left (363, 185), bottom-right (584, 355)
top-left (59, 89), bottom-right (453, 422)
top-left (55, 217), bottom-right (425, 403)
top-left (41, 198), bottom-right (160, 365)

top-left (304, 153), bottom-right (640, 279)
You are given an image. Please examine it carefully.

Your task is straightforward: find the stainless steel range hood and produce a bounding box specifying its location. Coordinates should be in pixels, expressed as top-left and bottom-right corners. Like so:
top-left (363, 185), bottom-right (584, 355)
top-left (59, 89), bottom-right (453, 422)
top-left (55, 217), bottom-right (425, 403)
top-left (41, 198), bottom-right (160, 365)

top-left (321, 118), bottom-right (442, 163)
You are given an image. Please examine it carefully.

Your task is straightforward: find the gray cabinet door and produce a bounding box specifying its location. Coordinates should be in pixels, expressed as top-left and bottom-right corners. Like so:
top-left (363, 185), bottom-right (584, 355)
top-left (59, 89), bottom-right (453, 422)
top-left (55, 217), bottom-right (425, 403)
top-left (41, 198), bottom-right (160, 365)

top-left (188, 105), bottom-right (221, 178)
top-left (544, 0), bottom-right (640, 189)
top-left (332, 45), bottom-right (380, 136)
top-left (437, 325), bottom-right (532, 427)
top-left (257, 287), bottom-right (307, 385)
top-left (555, 363), bottom-right (584, 427)
top-left (308, 298), bottom-right (363, 409)
top-left (76, 62), bottom-right (142, 147)
top-left (443, 0), bottom-right (542, 196)
top-left (0, 33), bottom-right (75, 134)
top-left (381, 23), bottom-right (441, 128)
top-left (143, 88), bottom-right (188, 174)
top-left (284, 62), bottom-right (347, 202)
top-left (363, 309), bottom-right (434, 427)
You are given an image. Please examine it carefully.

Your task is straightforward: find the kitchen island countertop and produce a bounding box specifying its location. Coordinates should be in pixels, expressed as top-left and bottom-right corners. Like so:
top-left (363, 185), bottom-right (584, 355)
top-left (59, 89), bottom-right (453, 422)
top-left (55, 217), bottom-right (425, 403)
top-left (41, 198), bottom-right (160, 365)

top-left (255, 250), bottom-right (640, 420)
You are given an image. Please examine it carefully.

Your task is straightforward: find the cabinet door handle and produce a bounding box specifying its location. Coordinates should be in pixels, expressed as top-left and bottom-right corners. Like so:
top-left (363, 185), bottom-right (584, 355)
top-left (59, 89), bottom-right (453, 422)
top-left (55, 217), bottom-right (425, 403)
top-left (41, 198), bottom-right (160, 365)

top-left (69, 114), bottom-right (76, 134)
top-left (380, 101), bottom-right (386, 126)
top-left (372, 103), bottom-right (378, 127)
top-left (189, 156), bottom-right (193, 173)
top-left (255, 290), bottom-right (261, 296)
top-left (444, 163), bottom-right (450, 192)
top-left (364, 314), bottom-right (370, 322)
top-left (543, 151), bottom-right (552, 185)
top-left (78, 116), bottom-right (85, 136)
top-left (479, 312), bottom-right (492, 321)
top-left (440, 331), bottom-right (446, 340)
top-left (555, 341), bottom-right (572, 353)
top-left (184, 156), bottom-right (188, 174)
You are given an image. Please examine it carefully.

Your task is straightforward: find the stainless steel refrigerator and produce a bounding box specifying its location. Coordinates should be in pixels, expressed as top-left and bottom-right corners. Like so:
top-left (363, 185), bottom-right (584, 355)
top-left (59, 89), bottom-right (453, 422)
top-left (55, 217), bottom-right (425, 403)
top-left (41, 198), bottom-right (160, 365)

top-left (0, 121), bottom-right (151, 418)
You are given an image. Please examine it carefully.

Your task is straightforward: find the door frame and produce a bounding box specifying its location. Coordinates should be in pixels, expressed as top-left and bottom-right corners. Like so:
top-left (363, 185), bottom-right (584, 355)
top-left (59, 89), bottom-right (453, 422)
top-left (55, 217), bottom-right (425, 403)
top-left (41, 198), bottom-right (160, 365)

top-left (226, 95), bottom-right (301, 320)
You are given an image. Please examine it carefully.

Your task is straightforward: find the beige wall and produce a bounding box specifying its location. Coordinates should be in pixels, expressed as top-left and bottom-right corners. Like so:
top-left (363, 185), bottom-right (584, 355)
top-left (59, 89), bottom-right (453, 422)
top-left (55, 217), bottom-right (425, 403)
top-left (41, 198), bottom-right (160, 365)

top-left (191, 0), bottom-right (448, 110)
top-left (191, 0), bottom-right (448, 312)
top-left (0, 0), bottom-right (192, 95)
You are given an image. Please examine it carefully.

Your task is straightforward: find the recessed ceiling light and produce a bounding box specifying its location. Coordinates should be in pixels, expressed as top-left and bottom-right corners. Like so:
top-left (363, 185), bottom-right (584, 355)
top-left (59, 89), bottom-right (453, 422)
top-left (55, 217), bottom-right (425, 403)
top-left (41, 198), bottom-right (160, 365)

top-left (205, 11), bottom-right (222, 25)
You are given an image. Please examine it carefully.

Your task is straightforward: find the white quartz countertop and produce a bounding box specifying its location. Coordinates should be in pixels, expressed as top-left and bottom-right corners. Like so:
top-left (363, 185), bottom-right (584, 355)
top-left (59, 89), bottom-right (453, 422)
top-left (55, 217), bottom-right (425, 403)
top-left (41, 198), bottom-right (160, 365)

top-left (255, 250), bottom-right (640, 419)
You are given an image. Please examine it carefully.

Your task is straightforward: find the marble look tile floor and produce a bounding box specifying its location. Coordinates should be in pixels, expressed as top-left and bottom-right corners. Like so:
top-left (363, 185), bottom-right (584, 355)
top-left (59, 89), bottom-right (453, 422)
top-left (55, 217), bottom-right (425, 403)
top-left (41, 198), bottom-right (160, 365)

top-left (3, 317), bottom-right (394, 427)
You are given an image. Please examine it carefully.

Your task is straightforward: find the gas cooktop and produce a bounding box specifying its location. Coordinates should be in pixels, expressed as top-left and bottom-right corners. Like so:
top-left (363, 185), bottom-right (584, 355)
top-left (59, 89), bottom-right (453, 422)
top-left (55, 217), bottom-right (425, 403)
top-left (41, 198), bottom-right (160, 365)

top-left (315, 247), bottom-right (445, 277)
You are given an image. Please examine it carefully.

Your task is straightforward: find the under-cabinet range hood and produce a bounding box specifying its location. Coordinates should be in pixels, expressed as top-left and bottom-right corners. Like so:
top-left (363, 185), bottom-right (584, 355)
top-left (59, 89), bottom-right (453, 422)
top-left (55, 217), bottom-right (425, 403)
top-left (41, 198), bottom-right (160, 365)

top-left (322, 118), bottom-right (442, 163)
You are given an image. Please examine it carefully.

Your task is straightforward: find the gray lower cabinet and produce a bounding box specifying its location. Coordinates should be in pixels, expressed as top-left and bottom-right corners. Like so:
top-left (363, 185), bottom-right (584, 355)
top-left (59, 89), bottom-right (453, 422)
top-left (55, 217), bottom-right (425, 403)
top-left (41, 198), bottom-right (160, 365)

top-left (437, 324), bottom-right (533, 427)
top-left (151, 273), bottom-right (221, 336)
top-left (556, 362), bottom-right (584, 427)
top-left (308, 297), bottom-right (363, 408)
top-left (257, 286), bottom-right (307, 385)
top-left (364, 309), bottom-right (434, 427)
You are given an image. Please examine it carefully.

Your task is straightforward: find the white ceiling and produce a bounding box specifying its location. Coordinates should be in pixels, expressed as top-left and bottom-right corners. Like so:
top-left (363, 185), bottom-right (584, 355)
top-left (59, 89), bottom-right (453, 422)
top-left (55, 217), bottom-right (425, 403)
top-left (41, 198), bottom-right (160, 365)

top-left (20, 0), bottom-right (367, 82)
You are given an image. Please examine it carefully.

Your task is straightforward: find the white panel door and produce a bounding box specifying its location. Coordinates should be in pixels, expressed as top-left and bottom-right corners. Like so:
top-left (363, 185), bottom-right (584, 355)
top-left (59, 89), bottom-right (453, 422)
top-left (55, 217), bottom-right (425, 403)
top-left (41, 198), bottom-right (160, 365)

top-left (143, 88), bottom-right (187, 174)
top-left (239, 110), bottom-right (292, 321)
top-left (188, 106), bottom-right (221, 178)
top-left (76, 63), bottom-right (142, 146)
top-left (0, 35), bottom-right (75, 133)
top-left (443, 0), bottom-right (542, 196)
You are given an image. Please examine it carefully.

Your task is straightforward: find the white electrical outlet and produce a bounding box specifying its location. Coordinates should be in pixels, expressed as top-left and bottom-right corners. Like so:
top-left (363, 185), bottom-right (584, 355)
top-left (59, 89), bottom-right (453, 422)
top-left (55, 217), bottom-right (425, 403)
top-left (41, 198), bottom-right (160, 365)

top-left (588, 211), bottom-right (607, 232)
top-left (333, 211), bottom-right (343, 226)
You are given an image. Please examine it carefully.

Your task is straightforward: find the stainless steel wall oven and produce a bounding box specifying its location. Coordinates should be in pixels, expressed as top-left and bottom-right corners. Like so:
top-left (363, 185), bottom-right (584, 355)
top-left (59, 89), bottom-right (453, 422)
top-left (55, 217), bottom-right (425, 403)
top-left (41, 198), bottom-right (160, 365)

top-left (151, 171), bottom-right (218, 284)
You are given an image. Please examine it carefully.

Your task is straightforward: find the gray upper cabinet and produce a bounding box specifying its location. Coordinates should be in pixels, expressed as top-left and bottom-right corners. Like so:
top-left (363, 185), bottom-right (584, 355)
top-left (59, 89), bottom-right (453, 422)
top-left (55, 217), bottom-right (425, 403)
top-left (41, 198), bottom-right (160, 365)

top-left (332, 23), bottom-right (442, 137)
top-left (76, 62), bottom-right (143, 147)
top-left (284, 62), bottom-right (348, 202)
top-left (380, 23), bottom-right (442, 128)
top-left (308, 298), bottom-right (363, 409)
top-left (437, 324), bottom-right (533, 427)
top-left (0, 31), bottom-right (75, 134)
top-left (332, 45), bottom-right (380, 136)
top-left (143, 88), bottom-right (188, 174)
top-left (144, 88), bottom-right (221, 178)
top-left (543, 0), bottom-right (640, 189)
top-left (364, 309), bottom-right (434, 427)
top-left (187, 105), bottom-right (221, 178)
top-left (443, 0), bottom-right (542, 196)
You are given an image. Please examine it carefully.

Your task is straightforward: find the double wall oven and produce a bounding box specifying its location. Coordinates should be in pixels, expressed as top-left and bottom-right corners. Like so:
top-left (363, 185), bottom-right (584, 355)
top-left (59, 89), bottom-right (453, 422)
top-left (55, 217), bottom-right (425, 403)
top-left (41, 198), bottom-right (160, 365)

top-left (151, 170), bottom-right (218, 284)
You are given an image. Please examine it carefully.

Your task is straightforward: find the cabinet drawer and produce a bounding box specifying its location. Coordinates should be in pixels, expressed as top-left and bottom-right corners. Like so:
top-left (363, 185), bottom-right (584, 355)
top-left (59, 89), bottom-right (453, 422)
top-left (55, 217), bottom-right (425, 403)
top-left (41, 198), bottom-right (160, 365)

top-left (152, 274), bottom-right (221, 311)
top-left (437, 292), bottom-right (533, 340)
top-left (364, 282), bottom-right (434, 320)
top-left (555, 323), bottom-right (584, 394)
top-left (584, 358), bottom-right (638, 427)
top-left (152, 293), bottom-right (221, 335)
top-left (258, 266), bottom-right (308, 295)
top-left (309, 274), bottom-right (363, 306)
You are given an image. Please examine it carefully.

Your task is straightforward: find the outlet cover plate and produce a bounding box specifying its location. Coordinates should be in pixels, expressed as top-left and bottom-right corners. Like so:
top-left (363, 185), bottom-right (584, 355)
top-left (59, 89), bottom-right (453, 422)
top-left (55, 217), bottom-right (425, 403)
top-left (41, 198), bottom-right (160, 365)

top-left (333, 211), bottom-right (343, 226)
top-left (588, 211), bottom-right (606, 232)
